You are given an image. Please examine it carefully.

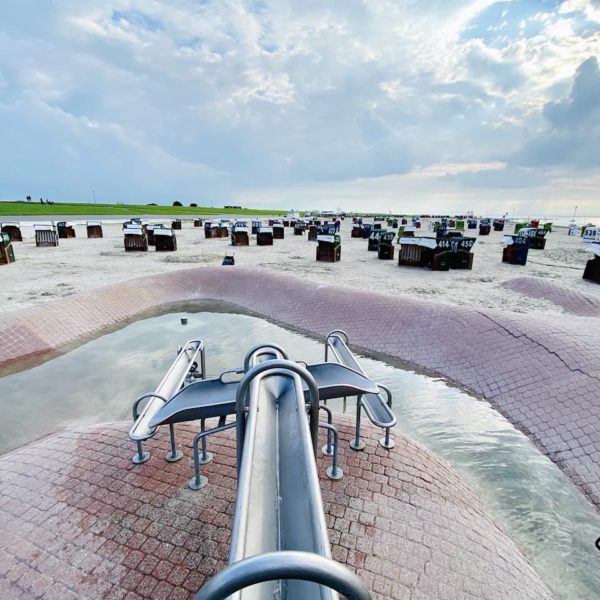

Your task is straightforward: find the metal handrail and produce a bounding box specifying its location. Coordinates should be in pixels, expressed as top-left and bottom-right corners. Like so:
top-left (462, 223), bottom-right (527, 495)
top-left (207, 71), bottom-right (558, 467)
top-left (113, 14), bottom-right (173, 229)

top-left (235, 359), bottom-right (320, 471)
top-left (242, 342), bottom-right (289, 372)
top-left (325, 330), bottom-right (348, 361)
top-left (193, 551), bottom-right (371, 600)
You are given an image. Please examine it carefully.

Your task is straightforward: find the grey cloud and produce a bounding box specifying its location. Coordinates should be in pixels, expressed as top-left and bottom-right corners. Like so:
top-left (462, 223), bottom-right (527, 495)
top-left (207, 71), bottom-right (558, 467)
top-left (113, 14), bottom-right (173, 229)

top-left (512, 56), bottom-right (600, 168)
top-left (543, 57), bottom-right (600, 130)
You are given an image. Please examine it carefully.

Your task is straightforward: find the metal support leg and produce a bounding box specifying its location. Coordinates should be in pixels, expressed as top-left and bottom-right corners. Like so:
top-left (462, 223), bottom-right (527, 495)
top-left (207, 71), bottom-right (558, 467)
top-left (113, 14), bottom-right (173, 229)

top-left (319, 405), bottom-right (334, 456)
top-left (188, 421), bottom-right (236, 491)
top-left (380, 427), bottom-right (395, 449)
top-left (320, 423), bottom-right (343, 480)
top-left (165, 424), bottom-right (183, 462)
top-left (199, 419), bottom-right (213, 465)
top-left (377, 384), bottom-right (395, 449)
top-left (132, 440), bottom-right (150, 464)
top-left (189, 431), bottom-right (209, 490)
top-left (350, 398), bottom-right (365, 451)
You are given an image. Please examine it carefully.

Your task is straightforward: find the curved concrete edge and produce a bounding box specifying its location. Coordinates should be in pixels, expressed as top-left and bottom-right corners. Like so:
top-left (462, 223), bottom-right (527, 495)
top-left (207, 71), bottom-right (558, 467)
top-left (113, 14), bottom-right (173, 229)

top-left (0, 419), bottom-right (554, 600)
top-left (0, 265), bottom-right (599, 510)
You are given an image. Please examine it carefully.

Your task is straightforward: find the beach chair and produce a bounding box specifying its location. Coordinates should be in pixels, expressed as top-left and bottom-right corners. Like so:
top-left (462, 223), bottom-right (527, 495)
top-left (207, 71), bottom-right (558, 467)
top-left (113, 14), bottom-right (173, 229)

top-left (1, 222), bottom-right (23, 242)
top-left (231, 223), bottom-right (249, 246)
top-left (86, 221), bottom-right (103, 238)
top-left (493, 219), bottom-right (504, 232)
top-left (448, 237), bottom-right (476, 269)
top-left (34, 224), bottom-right (59, 247)
top-left (502, 235), bottom-right (529, 265)
top-left (582, 226), bottom-right (599, 242)
top-left (0, 232), bottom-right (16, 265)
top-left (377, 232), bottom-right (395, 260)
top-left (222, 250), bottom-right (235, 265)
top-left (399, 237), bottom-right (450, 270)
top-left (308, 224), bottom-right (318, 241)
top-left (193, 218), bottom-right (203, 227)
top-left (257, 227), bottom-right (274, 246)
top-left (361, 223), bottom-right (373, 239)
top-left (467, 218), bottom-right (477, 229)
top-left (154, 228), bottom-right (177, 251)
top-left (171, 219), bottom-right (182, 230)
top-left (316, 233), bottom-right (341, 262)
top-left (479, 219), bottom-right (491, 235)
top-left (518, 227), bottom-right (548, 250)
top-left (251, 220), bottom-right (261, 234)
top-left (368, 229), bottom-right (386, 251)
top-left (56, 221), bottom-right (76, 238)
top-left (582, 244), bottom-right (600, 284)
top-left (123, 224), bottom-right (148, 252)
top-left (273, 223), bottom-right (285, 239)
top-left (351, 224), bottom-right (362, 238)
top-left (218, 222), bottom-right (230, 238)
top-left (294, 222), bottom-right (305, 235)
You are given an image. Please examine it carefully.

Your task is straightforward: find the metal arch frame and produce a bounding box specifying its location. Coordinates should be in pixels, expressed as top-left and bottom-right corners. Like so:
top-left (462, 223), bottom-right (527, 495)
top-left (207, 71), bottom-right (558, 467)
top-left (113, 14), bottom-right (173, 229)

top-left (324, 331), bottom-right (396, 450)
top-left (325, 330), bottom-right (349, 362)
top-left (235, 359), bottom-right (320, 473)
top-left (242, 342), bottom-right (289, 372)
top-left (193, 551), bottom-right (371, 600)
top-left (129, 339), bottom-right (205, 464)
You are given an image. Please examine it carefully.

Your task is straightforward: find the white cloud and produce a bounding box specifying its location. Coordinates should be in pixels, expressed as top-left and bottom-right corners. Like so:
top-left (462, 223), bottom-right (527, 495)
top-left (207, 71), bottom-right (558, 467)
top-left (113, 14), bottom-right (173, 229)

top-left (0, 0), bottom-right (598, 214)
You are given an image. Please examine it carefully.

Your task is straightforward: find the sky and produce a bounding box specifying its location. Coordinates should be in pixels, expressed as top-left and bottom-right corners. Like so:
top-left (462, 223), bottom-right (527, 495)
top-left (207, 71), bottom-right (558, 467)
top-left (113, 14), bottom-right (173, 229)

top-left (1, 0), bottom-right (599, 215)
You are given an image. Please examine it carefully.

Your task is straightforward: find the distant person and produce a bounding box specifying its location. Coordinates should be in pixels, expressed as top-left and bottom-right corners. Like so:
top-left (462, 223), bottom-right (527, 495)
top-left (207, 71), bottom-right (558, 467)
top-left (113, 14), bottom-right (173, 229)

top-left (40, 198), bottom-right (44, 204)
top-left (26, 195), bottom-right (31, 202)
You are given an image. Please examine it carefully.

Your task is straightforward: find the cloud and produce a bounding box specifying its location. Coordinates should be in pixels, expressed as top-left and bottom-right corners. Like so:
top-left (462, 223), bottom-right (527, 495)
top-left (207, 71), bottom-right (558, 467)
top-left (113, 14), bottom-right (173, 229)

top-left (511, 56), bottom-right (600, 168)
top-left (0, 0), bottom-right (599, 214)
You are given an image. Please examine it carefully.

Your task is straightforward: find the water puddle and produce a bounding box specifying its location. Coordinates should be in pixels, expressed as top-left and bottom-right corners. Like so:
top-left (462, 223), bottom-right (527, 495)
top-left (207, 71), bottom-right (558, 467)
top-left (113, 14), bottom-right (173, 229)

top-left (0, 311), bottom-right (598, 599)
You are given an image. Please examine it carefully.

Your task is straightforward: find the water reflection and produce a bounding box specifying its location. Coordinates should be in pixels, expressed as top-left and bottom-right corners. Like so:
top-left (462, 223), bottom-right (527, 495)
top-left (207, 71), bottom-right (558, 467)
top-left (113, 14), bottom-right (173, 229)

top-left (0, 311), bottom-right (598, 599)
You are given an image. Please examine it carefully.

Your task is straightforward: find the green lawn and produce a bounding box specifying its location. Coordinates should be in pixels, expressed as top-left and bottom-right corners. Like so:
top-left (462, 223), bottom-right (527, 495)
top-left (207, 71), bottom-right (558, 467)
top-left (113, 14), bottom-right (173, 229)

top-left (0, 201), bottom-right (287, 217)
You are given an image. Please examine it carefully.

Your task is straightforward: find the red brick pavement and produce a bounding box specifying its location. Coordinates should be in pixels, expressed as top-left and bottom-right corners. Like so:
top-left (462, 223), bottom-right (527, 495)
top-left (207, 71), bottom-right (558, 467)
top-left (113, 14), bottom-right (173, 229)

top-left (0, 266), bottom-right (599, 510)
top-left (502, 276), bottom-right (600, 316)
top-left (0, 420), bottom-right (552, 600)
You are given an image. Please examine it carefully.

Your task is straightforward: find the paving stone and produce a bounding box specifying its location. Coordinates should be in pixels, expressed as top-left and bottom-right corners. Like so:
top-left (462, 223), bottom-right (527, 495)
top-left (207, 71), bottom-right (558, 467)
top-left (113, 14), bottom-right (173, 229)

top-left (0, 420), bottom-right (552, 599)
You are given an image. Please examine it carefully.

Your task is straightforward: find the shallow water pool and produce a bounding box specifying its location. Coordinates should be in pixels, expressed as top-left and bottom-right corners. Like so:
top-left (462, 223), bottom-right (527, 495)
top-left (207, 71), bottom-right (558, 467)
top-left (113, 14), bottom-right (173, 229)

top-left (0, 311), bottom-right (598, 599)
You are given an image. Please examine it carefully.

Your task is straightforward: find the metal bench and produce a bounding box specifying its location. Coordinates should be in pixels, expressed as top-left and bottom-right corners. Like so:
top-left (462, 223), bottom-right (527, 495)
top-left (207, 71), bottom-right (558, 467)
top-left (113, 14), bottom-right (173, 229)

top-left (193, 351), bottom-right (371, 600)
top-left (148, 343), bottom-right (378, 489)
top-left (128, 340), bottom-right (205, 464)
top-left (325, 331), bottom-right (396, 450)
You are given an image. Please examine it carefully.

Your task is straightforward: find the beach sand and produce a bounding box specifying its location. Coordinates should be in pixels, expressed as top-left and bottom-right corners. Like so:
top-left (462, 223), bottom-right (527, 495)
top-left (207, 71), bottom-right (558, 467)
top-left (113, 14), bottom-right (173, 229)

top-left (2, 218), bottom-right (599, 316)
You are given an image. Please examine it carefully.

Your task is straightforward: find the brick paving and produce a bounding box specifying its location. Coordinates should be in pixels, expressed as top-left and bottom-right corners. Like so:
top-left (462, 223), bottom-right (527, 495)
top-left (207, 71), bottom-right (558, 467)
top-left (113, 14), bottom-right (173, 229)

top-left (0, 265), bottom-right (599, 514)
top-left (0, 420), bottom-right (552, 600)
top-left (502, 276), bottom-right (600, 316)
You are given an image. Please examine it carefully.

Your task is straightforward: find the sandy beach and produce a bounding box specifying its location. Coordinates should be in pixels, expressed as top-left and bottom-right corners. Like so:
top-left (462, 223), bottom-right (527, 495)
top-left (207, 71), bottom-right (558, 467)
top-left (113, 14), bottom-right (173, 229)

top-left (2, 217), bottom-right (599, 316)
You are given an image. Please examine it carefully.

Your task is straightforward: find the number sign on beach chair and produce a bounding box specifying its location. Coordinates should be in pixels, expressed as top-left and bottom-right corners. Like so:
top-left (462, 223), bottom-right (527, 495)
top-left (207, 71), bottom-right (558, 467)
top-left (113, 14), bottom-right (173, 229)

top-left (367, 229), bottom-right (386, 251)
top-left (517, 227), bottom-right (548, 249)
top-left (377, 232), bottom-right (396, 260)
top-left (448, 237), bottom-right (476, 269)
top-left (502, 235), bottom-right (529, 265)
